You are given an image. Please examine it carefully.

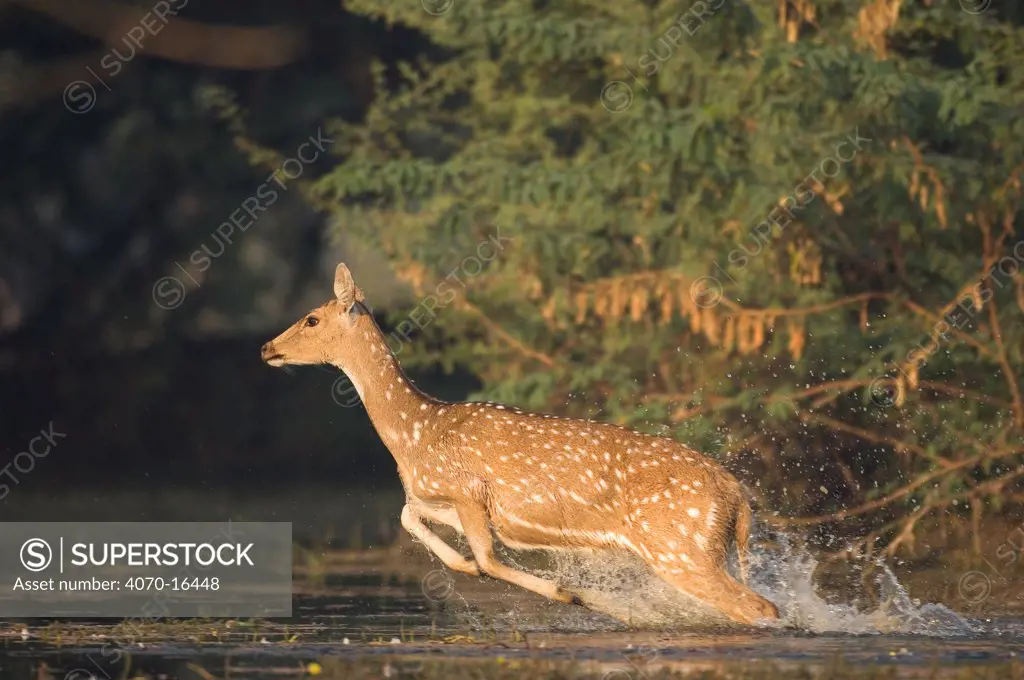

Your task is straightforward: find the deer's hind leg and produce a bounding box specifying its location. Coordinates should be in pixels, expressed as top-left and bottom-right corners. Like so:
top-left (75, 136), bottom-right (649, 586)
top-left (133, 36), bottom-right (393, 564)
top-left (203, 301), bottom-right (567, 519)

top-left (454, 500), bottom-right (582, 605)
top-left (651, 559), bottom-right (779, 625)
top-left (635, 504), bottom-right (778, 625)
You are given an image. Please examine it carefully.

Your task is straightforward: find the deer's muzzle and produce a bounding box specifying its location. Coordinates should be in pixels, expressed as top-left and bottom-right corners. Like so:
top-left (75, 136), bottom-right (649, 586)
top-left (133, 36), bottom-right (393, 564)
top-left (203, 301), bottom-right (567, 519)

top-left (261, 342), bottom-right (285, 366)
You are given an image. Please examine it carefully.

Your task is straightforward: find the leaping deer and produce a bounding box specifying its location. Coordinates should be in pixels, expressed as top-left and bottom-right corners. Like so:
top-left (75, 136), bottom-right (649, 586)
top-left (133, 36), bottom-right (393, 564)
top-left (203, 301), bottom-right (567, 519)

top-left (261, 263), bottom-right (779, 625)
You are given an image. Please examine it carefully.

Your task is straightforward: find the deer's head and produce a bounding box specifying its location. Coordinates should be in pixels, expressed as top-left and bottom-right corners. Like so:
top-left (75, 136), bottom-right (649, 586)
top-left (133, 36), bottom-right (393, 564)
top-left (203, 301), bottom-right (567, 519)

top-left (261, 263), bottom-right (370, 368)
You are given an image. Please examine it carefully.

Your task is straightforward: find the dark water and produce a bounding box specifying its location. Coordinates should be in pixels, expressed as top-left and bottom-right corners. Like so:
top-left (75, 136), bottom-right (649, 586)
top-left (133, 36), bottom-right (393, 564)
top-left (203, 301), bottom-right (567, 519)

top-left (4, 572), bottom-right (1024, 680)
top-left (2, 491), bottom-right (1023, 678)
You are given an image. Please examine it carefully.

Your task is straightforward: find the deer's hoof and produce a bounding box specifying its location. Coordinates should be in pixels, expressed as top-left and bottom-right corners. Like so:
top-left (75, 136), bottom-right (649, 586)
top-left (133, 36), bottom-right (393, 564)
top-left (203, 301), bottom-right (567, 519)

top-left (558, 588), bottom-right (586, 606)
top-left (455, 560), bottom-right (480, 577)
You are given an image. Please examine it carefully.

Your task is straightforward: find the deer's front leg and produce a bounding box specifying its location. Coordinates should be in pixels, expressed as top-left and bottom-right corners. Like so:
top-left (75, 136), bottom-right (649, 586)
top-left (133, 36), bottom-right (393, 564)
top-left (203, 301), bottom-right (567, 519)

top-left (400, 504), bottom-right (479, 575)
top-left (454, 500), bottom-right (582, 605)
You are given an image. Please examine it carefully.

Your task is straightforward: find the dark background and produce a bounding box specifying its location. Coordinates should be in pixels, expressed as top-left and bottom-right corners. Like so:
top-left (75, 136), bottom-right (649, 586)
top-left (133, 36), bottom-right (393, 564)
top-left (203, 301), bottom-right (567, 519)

top-left (0, 0), bottom-right (456, 531)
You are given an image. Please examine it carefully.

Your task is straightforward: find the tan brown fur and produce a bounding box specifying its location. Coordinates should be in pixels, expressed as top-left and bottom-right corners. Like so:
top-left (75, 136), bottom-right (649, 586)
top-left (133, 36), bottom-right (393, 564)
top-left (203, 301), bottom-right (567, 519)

top-left (262, 263), bottom-right (779, 626)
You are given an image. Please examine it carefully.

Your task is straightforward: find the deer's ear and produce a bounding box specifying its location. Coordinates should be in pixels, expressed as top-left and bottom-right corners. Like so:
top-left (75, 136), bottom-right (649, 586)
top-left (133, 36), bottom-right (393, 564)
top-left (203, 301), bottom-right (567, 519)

top-left (334, 263), bottom-right (365, 310)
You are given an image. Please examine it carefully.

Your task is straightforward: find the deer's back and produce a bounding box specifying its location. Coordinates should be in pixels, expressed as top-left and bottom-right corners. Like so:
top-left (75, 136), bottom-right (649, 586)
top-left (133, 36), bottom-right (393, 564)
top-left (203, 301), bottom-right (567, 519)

top-left (426, 402), bottom-right (743, 527)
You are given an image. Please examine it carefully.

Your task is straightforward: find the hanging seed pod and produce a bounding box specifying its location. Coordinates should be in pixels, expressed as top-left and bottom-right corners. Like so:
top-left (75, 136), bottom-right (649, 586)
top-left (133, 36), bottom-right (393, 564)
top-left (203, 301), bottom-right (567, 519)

top-left (681, 282), bottom-right (700, 331)
top-left (541, 297), bottom-right (557, 324)
top-left (594, 293), bottom-right (609, 322)
top-left (574, 291), bottom-right (589, 324)
top-left (722, 316), bottom-right (736, 353)
top-left (935, 192), bottom-right (948, 229)
top-left (703, 306), bottom-right (720, 345)
top-left (744, 315), bottom-right (762, 355)
top-left (528, 276), bottom-right (543, 300)
top-left (786, 317), bottom-right (805, 360)
top-left (659, 282), bottom-right (674, 323)
top-left (752, 315), bottom-right (766, 351)
top-left (630, 288), bottom-right (649, 322)
top-left (678, 281), bottom-right (693, 314)
top-left (860, 302), bottom-right (869, 332)
top-left (802, 0), bottom-right (817, 21)
top-left (689, 305), bottom-right (702, 333)
top-left (736, 315), bottom-right (751, 354)
top-left (607, 283), bottom-right (623, 321)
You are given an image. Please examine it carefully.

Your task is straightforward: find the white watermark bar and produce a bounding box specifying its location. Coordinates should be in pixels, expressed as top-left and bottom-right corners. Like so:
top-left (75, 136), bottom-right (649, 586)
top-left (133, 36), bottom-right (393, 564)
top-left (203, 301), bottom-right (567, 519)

top-left (0, 522), bottom-right (292, 617)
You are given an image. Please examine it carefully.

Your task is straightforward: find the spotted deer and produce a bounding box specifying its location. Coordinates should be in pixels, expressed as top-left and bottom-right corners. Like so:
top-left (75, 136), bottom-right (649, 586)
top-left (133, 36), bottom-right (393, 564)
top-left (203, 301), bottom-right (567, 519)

top-left (261, 263), bottom-right (779, 625)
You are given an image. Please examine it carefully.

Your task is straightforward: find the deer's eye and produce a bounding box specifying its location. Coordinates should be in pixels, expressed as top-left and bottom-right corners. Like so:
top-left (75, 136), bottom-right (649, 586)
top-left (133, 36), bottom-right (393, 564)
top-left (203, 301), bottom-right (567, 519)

top-left (305, 316), bottom-right (319, 327)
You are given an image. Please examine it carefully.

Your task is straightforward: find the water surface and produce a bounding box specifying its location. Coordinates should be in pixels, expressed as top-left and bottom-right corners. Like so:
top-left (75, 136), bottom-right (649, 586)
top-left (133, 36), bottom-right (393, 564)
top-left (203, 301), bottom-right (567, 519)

top-left (4, 567), bottom-right (1024, 680)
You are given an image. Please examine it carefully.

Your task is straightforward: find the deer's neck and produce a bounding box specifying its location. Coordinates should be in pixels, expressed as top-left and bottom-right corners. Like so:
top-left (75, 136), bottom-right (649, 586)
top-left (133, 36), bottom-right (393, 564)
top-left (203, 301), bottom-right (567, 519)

top-left (332, 316), bottom-right (444, 469)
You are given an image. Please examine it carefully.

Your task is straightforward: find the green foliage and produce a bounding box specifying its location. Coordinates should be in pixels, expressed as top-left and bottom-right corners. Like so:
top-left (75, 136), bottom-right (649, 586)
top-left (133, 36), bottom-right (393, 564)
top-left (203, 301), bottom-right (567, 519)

top-left (237, 0), bottom-right (1023, 553)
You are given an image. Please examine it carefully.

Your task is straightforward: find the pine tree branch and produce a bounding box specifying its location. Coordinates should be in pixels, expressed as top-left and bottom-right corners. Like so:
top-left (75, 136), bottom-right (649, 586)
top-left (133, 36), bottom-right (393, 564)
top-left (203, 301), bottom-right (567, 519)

top-left (831, 466), bottom-right (1024, 560)
top-left (648, 379), bottom-right (872, 422)
top-left (796, 411), bottom-right (956, 470)
top-left (985, 280), bottom-right (1024, 428)
top-left (898, 297), bottom-right (995, 359)
top-left (453, 297), bottom-right (556, 369)
top-left (978, 210), bottom-right (1024, 429)
top-left (916, 381), bottom-right (1014, 409)
top-left (773, 446), bottom-right (1024, 527)
top-left (650, 377), bottom-right (1012, 424)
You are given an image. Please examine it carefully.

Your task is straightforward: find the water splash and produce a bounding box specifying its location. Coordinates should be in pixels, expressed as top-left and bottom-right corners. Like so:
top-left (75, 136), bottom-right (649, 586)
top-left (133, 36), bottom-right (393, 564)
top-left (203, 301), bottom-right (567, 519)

top-left (746, 531), bottom-right (975, 635)
top-left (493, 528), bottom-right (977, 635)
